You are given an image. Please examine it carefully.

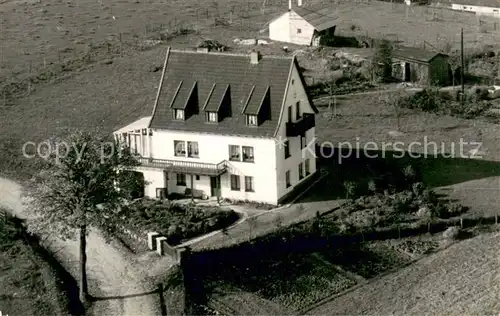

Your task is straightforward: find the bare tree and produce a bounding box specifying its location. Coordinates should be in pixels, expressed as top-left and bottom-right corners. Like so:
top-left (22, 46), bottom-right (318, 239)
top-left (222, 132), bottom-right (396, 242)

top-left (380, 89), bottom-right (408, 132)
top-left (26, 130), bottom-right (139, 304)
top-left (448, 50), bottom-right (461, 87)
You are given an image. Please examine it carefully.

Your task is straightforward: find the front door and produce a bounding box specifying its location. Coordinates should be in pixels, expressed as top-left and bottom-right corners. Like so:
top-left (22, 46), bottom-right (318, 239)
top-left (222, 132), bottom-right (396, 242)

top-left (210, 176), bottom-right (217, 196)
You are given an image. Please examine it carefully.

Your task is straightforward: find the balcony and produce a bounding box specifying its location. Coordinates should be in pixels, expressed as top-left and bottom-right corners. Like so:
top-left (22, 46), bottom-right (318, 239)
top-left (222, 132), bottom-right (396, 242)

top-left (136, 157), bottom-right (228, 176)
top-left (286, 113), bottom-right (315, 137)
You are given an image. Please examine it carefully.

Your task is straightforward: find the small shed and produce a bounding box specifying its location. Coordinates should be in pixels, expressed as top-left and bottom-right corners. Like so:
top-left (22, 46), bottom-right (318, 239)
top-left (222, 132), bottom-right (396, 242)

top-left (269, 1), bottom-right (337, 46)
top-left (392, 46), bottom-right (450, 86)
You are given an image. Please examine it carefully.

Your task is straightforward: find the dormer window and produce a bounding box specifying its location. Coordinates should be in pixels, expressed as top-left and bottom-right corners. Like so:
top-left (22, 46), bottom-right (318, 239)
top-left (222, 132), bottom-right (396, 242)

top-left (246, 114), bottom-right (258, 126)
top-left (206, 111), bottom-right (218, 123)
top-left (174, 109), bottom-right (184, 120)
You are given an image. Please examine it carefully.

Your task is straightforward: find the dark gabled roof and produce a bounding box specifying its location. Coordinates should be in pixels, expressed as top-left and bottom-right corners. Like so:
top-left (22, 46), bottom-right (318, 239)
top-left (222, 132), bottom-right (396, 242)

top-left (203, 83), bottom-right (228, 112)
top-left (392, 46), bottom-right (448, 63)
top-left (149, 49), bottom-right (297, 137)
top-left (170, 80), bottom-right (196, 109)
top-left (243, 85), bottom-right (270, 115)
top-left (293, 5), bottom-right (337, 31)
top-left (451, 0), bottom-right (500, 7)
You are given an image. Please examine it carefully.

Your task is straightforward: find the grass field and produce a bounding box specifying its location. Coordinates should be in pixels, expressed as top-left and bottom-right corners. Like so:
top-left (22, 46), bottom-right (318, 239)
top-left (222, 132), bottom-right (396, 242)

top-left (304, 228), bottom-right (500, 315)
top-left (0, 214), bottom-right (71, 316)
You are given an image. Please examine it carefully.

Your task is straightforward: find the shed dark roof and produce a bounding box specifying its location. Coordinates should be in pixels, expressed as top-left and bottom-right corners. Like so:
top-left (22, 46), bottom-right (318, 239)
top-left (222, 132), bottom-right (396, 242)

top-left (451, 0), bottom-right (500, 7)
top-left (148, 49), bottom-right (316, 137)
top-left (393, 46), bottom-right (448, 63)
top-left (293, 5), bottom-right (337, 31)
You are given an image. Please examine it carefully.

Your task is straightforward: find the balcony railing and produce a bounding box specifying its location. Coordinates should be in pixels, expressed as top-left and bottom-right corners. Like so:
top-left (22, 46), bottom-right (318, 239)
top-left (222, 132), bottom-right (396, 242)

top-left (286, 113), bottom-right (315, 137)
top-left (136, 157), bottom-right (228, 176)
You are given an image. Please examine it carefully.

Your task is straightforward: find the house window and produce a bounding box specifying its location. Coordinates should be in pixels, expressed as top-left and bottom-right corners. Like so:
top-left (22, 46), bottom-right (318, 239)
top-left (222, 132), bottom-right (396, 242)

top-left (174, 109), bottom-right (184, 120)
top-left (284, 140), bottom-right (290, 159)
top-left (229, 145), bottom-right (240, 161)
top-left (187, 141), bottom-right (199, 158)
top-left (296, 101), bottom-right (301, 120)
top-left (285, 170), bottom-right (291, 188)
top-left (297, 28), bottom-right (302, 34)
top-left (299, 162), bottom-right (304, 180)
top-left (242, 146), bottom-right (254, 162)
top-left (300, 135), bottom-right (306, 149)
top-left (176, 173), bottom-right (186, 186)
top-left (149, 129), bottom-right (153, 136)
top-left (246, 115), bottom-right (258, 126)
top-left (131, 134), bottom-right (140, 155)
top-left (287, 106), bottom-right (292, 122)
top-left (142, 128), bottom-right (147, 135)
top-left (305, 159), bottom-right (310, 175)
top-left (174, 140), bottom-right (186, 157)
top-left (207, 111), bottom-right (218, 122)
top-left (245, 176), bottom-right (254, 192)
top-left (196, 175), bottom-right (200, 180)
top-left (230, 174), bottom-right (240, 191)
top-left (156, 188), bottom-right (166, 199)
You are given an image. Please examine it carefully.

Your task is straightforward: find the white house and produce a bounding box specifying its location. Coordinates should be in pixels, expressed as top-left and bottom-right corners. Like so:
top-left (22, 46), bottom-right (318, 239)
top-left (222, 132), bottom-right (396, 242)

top-left (269, 0), bottom-right (337, 46)
top-left (113, 47), bottom-right (319, 205)
top-left (450, 0), bottom-right (500, 17)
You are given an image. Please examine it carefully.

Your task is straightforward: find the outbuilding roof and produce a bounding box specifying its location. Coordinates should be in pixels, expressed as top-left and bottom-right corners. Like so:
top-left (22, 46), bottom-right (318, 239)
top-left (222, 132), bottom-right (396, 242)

top-left (293, 5), bottom-right (337, 31)
top-left (392, 46), bottom-right (448, 63)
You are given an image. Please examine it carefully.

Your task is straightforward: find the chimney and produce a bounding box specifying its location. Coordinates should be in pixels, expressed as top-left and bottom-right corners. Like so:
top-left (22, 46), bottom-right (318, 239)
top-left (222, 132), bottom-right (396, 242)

top-left (250, 51), bottom-right (261, 64)
top-left (298, 0), bottom-right (302, 6)
top-left (288, 0), bottom-right (292, 10)
top-left (197, 47), bottom-right (209, 53)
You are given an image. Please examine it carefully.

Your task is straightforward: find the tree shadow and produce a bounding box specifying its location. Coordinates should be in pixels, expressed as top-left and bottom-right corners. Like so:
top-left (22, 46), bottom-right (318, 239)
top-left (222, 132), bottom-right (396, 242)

top-left (90, 289), bottom-right (158, 302)
top-left (301, 144), bottom-right (500, 203)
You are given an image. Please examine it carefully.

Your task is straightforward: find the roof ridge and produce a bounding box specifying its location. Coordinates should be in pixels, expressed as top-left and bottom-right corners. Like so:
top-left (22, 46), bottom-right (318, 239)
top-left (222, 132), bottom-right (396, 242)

top-left (169, 48), bottom-right (292, 59)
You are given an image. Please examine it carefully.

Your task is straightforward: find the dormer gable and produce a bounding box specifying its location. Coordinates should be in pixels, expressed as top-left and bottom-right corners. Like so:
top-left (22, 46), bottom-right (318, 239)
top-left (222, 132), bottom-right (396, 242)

top-left (170, 80), bottom-right (199, 120)
top-left (242, 85), bottom-right (271, 126)
top-left (202, 83), bottom-right (231, 123)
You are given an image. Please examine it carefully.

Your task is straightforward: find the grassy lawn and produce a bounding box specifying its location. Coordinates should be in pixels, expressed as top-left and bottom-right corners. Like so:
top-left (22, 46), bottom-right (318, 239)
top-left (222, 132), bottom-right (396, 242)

top-left (121, 198), bottom-right (240, 246)
top-left (0, 214), bottom-right (74, 316)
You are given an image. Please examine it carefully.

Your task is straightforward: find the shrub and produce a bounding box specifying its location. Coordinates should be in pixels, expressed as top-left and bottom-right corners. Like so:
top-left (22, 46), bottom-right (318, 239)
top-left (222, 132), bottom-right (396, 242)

top-left (367, 179), bottom-right (377, 194)
top-left (412, 182), bottom-right (425, 197)
top-left (401, 165), bottom-right (416, 183)
top-left (343, 181), bottom-right (358, 199)
top-left (446, 203), bottom-right (468, 217)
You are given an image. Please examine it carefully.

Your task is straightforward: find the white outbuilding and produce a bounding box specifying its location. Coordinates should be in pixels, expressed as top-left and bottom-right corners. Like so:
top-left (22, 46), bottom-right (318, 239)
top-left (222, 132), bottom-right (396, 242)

top-left (269, 0), bottom-right (337, 46)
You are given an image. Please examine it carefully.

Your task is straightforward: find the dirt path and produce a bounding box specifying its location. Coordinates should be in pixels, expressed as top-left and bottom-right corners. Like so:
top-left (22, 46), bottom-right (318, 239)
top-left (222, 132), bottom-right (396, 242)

top-left (0, 177), bottom-right (161, 316)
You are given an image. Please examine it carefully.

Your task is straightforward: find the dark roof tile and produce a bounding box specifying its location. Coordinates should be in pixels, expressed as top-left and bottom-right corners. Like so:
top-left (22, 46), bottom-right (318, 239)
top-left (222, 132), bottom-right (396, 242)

top-left (149, 49), bottom-right (297, 137)
top-left (244, 84), bottom-right (270, 115)
top-left (203, 83), bottom-right (229, 112)
top-left (293, 5), bottom-right (337, 31)
top-left (393, 46), bottom-right (448, 63)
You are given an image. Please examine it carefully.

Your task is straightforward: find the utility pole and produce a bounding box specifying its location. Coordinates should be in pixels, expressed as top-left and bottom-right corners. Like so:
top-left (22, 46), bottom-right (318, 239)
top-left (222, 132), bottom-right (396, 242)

top-left (460, 28), bottom-right (464, 104)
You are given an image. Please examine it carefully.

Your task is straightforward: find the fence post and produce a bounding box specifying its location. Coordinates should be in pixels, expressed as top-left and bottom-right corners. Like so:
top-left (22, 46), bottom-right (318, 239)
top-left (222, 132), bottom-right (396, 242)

top-left (427, 222), bottom-right (430, 233)
top-left (460, 217), bottom-right (463, 229)
top-left (158, 283), bottom-right (167, 316)
top-left (495, 214), bottom-right (498, 225)
top-left (398, 226), bottom-right (401, 239)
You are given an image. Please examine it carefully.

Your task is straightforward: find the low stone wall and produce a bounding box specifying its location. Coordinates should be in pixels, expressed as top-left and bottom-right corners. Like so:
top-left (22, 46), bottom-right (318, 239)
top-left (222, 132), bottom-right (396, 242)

top-left (147, 231), bottom-right (187, 263)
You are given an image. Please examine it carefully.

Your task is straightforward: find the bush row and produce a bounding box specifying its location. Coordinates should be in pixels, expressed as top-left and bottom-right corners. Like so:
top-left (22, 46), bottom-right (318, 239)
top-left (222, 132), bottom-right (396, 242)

top-left (121, 199), bottom-right (240, 245)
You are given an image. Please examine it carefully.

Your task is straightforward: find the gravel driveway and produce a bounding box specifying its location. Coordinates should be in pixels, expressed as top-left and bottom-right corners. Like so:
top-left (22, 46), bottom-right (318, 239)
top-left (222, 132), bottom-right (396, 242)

top-left (0, 177), bottom-right (163, 316)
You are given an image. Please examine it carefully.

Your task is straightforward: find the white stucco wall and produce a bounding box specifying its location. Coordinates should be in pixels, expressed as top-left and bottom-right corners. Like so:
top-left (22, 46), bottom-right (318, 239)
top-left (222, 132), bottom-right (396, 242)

top-left (147, 130), bottom-right (279, 204)
top-left (269, 10), bottom-right (315, 45)
top-left (269, 12), bottom-right (292, 43)
top-left (275, 62), bottom-right (317, 201)
top-left (451, 3), bottom-right (500, 16)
